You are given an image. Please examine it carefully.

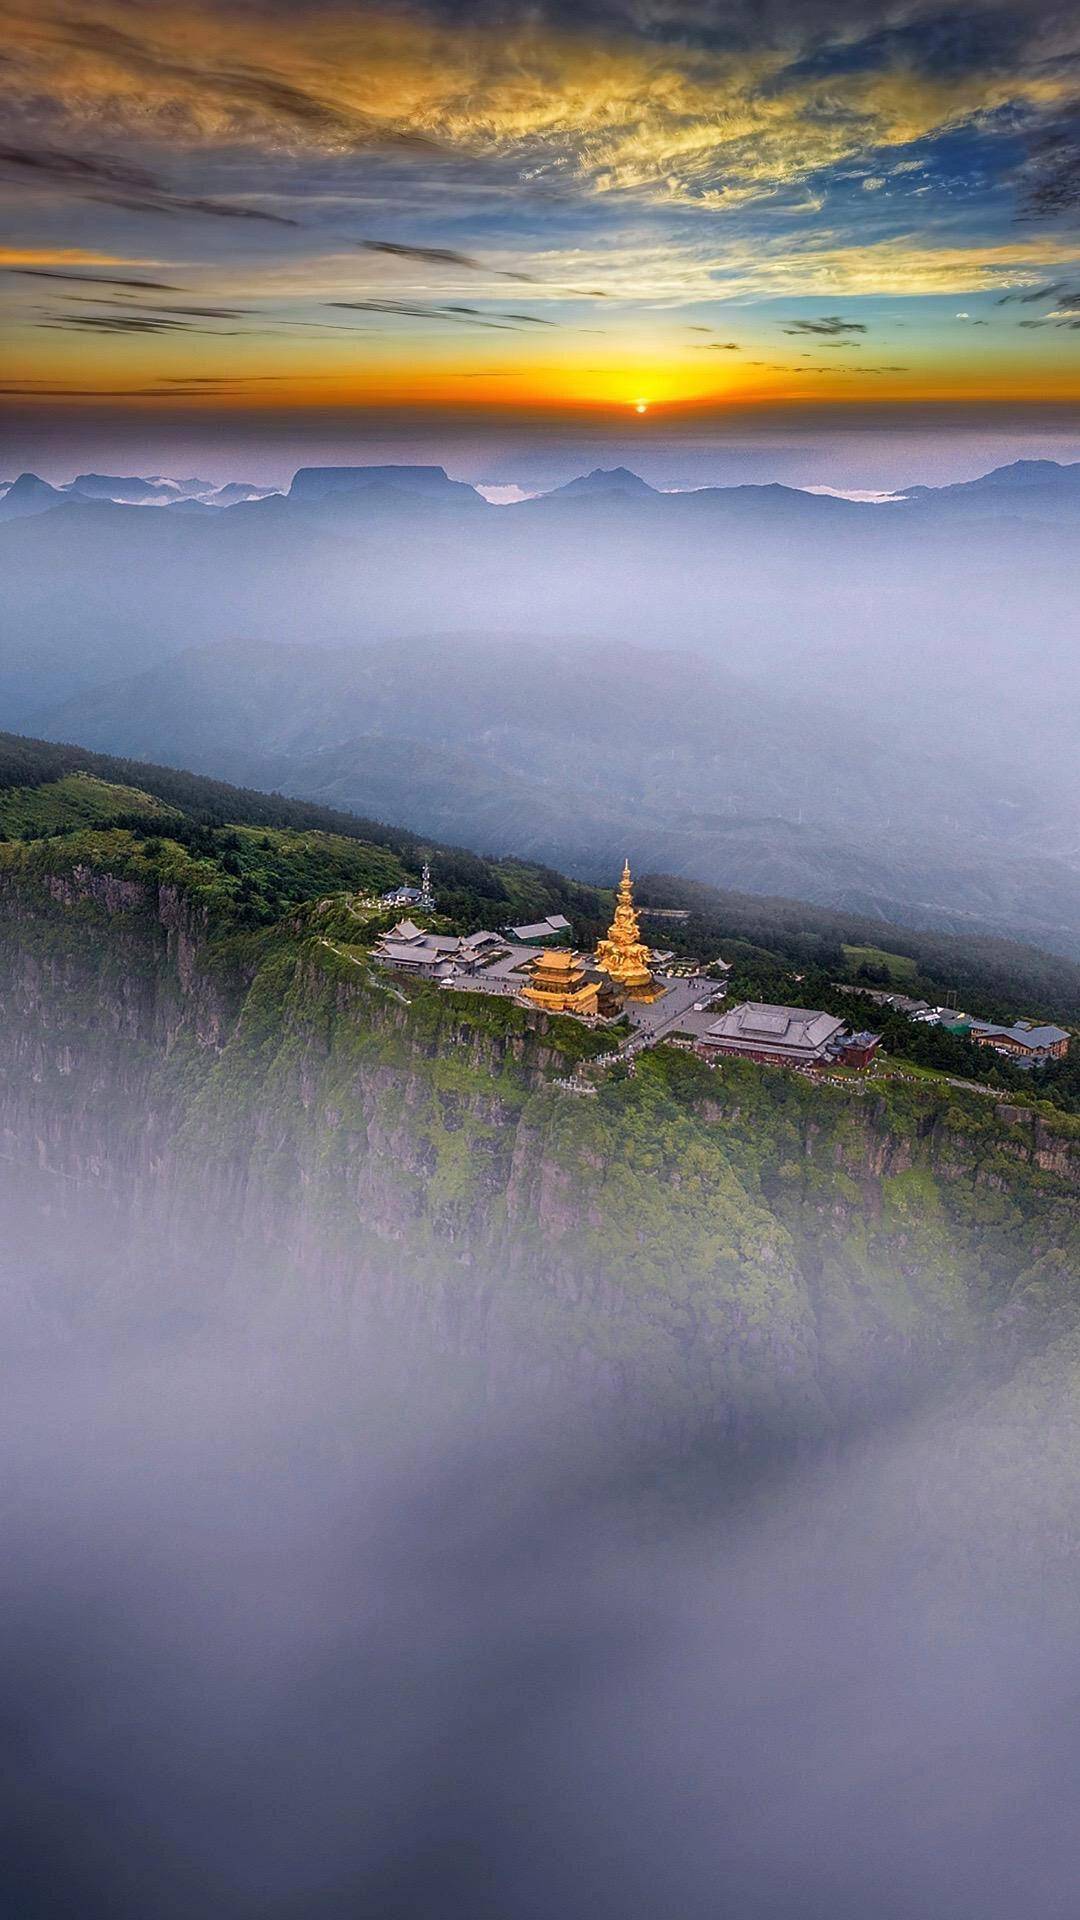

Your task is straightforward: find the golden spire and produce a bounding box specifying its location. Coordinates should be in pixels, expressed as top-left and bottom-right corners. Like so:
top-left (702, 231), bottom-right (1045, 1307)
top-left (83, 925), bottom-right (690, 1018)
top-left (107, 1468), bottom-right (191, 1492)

top-left (594, 859), bottom-right (662, 1001)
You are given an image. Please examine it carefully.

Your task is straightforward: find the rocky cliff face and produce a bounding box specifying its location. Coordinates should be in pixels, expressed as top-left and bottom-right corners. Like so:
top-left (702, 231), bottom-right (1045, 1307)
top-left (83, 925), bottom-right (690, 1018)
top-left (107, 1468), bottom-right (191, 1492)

top-left (1, 851), bottom-right (1078, 1425)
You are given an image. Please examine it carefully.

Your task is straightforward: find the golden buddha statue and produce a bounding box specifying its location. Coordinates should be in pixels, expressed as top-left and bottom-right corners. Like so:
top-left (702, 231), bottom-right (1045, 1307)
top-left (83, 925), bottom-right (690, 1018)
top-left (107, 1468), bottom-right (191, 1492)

top-left (594, 860), bottom-right (663, 1002)
top-left (520, 946), bottom-right (600, 1017)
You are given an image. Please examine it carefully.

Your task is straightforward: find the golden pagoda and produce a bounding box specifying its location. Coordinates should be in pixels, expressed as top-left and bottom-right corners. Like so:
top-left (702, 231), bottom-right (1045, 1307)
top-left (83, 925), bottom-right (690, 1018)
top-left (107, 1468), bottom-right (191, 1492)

top-left (594, 860), bottom-right (663, 1002)
top-left (520, 946), bottom-right (600, 1017)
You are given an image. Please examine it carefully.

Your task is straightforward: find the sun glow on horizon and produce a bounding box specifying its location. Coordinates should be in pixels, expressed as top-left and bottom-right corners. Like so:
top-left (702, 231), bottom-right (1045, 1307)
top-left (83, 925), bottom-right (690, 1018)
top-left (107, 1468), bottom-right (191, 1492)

top-left (10, 309), bottom-right (1080, 426)
top-left (5, 0), bottom-right (1080, 457)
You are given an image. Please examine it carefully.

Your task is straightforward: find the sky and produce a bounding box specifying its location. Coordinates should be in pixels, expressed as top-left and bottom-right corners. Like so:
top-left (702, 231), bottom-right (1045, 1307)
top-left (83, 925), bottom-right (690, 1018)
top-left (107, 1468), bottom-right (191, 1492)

top-left (4, 0), bottom-right (1080, 484)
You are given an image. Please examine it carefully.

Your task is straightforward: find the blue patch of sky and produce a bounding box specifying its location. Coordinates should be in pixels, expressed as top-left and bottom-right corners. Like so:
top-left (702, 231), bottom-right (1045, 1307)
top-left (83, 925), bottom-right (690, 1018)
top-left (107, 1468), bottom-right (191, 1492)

top-left (796, 121), bottom-right (1031, 234)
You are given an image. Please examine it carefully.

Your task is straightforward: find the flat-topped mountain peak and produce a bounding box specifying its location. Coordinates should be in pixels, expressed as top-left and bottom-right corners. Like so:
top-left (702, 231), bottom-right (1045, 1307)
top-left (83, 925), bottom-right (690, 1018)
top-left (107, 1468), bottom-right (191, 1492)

top-left (288, 464), bottom-right (477, 503)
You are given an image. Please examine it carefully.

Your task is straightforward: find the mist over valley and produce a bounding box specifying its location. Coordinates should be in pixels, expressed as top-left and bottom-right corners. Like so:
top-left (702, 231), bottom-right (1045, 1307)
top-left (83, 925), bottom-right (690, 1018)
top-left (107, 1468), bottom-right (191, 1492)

top-left (6, 455), bottom-right (1080, 955)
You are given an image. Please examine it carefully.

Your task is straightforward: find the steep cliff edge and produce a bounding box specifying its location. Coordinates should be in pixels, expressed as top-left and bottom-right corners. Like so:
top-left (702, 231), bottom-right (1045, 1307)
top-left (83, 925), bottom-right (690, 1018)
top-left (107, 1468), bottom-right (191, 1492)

top-left (1, 831), bottom-right (1078, 1430)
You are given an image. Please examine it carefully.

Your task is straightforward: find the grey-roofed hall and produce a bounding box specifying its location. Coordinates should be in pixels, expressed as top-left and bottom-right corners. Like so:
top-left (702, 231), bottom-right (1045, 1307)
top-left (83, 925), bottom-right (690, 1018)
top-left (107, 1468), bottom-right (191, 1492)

top-left (701, 1002), bottom-right (846, 1066)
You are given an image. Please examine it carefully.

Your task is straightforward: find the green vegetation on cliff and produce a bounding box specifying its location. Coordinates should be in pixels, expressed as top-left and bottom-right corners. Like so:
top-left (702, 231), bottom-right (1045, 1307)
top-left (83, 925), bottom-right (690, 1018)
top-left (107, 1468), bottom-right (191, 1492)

top-left (0, 732), bottom-right (605, 935)
top-left (0, 770), bottom-right (177, 838)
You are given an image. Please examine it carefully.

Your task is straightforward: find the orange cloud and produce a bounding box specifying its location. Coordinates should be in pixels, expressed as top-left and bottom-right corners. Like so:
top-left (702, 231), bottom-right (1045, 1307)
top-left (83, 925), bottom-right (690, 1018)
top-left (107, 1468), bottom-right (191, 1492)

top-left (0, 245), bottom-right (162, 267)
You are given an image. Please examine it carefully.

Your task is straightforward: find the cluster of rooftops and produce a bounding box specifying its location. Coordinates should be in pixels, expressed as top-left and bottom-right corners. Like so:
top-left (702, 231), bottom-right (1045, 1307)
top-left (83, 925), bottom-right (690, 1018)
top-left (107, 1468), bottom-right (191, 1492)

top-left (374, 919), bottom-right (576, 994)
top-left (374, 913), bottom-right (881, 1066)
top-left (371, 890), bottom-right (882, 1071)
top-left (846, 988), bottom-right (1070, 1064)
top-left (373, 869), bottom-right (1070, 1075)
top-left (375, 865), bottom-right (683, 1023)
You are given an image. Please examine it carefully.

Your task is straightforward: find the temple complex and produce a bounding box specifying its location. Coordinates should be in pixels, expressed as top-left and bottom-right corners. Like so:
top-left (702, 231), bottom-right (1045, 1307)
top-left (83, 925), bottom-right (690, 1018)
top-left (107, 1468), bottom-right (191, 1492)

top-left (368, 863), bottom-right (896, 1073)
top-left (594, 861), bottom-right (663, 1002)
top-left (372, 858), bottom-right (721, 1032)
top-left (520, 946), bottom-right (601, 1017)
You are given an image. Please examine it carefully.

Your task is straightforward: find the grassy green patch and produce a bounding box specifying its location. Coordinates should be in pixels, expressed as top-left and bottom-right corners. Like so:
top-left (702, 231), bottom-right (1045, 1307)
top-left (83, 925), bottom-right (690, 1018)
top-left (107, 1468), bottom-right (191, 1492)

top-left (0, 773), bottom-right (177, 839)
top-left (878, 1056), bottom-right (955, 1084)
top-left (842, 943), bottom-right (919, 986)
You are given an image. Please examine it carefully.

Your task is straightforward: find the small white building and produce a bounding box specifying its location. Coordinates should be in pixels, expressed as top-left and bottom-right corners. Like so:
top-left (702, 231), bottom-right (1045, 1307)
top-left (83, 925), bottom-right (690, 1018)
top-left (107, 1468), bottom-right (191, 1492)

top-left (503, 914), bottom-right (572, 945)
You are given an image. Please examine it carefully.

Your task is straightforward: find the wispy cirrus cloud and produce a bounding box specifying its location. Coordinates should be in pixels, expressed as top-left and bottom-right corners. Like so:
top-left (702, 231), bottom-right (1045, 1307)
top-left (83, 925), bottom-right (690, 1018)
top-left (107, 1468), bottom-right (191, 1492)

top-left (87, 190), bottom-right (297, 226)
top-left (5, 0), bottom-right (1079, 213)
top-left (0, 137), bottom-right (297, 224)
top-left (784, 315), bottom-right (869, 335)
top-left (361, 240), bottom-right (539, 283)
top-left (995, 282), bottom-right (1072, 304)
top-left (0, 372), bottom-right (301, 395)
top-left (9, 268), bottom-right (182, 289)
top-left (0, 139), bottom-right (156, 188)
top-left (359, 238), bottom-right (609, 301)
top-left (327, 299), bottom-right (548, 331)
top-left (37, 314), bottom-right (245, 332)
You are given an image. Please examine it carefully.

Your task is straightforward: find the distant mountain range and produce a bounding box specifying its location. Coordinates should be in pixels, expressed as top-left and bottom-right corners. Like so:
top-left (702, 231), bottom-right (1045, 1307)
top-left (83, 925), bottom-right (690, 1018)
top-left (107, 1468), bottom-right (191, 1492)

top-left (5, 455), bottom-right (1080, 955)
top-left (6, 454), bottom-right (1080, 521)
top-left (0, 471), bottom-right (278, 519)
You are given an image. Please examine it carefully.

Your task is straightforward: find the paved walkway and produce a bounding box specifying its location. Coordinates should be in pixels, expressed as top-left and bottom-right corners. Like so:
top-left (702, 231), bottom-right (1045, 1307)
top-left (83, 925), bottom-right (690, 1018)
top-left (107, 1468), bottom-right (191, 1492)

top-left (623, 976), bottom-right (723, 1044)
